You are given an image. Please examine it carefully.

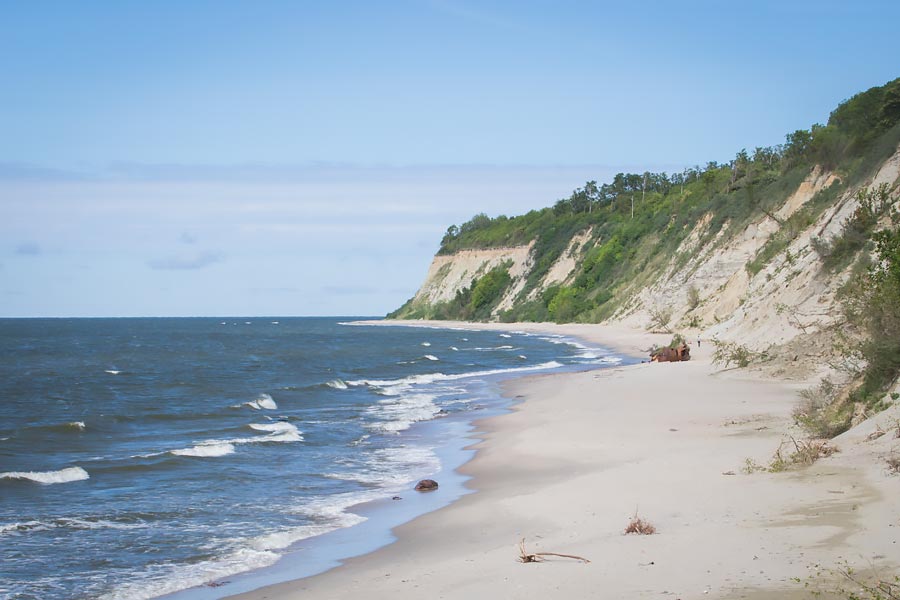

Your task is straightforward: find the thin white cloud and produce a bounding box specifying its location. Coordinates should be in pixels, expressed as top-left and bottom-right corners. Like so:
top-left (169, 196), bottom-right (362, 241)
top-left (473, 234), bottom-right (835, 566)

top-left (321, 285), bottom-right (378, 296)
top-left (15, 242), bottom-right (42, 256)
top-left (148, 251), bottom-right (223, 270)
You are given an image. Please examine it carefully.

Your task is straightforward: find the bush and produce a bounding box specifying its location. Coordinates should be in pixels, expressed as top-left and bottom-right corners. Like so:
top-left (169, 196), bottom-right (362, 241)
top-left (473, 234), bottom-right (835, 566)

top-left (816, 184), bottom-right (897, 273)
top-left (841, 224), bottom-right (900, 404)
top-left (686, 285), bottom-right (700, 310)
top-left (647, 307), bottom-right (673, 332)
top-left (794, 378), bottom-right (852, 438)
top-left (711, 340), bottom-right (765, 368)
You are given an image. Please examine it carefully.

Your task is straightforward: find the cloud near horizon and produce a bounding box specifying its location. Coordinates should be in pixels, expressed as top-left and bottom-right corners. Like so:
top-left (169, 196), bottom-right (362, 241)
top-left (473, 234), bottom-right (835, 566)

top-left (148, 251), bottom-right (224, 271)
top-left (15, 242), bottom-right (42, 256)
top-left (0, 162), bottom-right (644, 316)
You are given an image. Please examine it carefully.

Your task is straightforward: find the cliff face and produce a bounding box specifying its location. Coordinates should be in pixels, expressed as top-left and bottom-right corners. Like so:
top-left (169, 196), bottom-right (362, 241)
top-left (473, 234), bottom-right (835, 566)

top-left (408, 243), bottom-right (534, 311)
top-left (395, 144), bottom-right (900, 359)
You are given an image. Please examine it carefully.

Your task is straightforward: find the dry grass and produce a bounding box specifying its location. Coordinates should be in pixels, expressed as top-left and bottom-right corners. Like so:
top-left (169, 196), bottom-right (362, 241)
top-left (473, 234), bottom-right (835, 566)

top-left (887, 454), bottom-right (900, 476)
top-left (768, 437), bottom-right (839, 472)
top-left (867, 425), bottom-right (887, 441)
top-left (624, 512), bottom-right (656, 535)
top-left (790, 438), bottom-right (839, 466)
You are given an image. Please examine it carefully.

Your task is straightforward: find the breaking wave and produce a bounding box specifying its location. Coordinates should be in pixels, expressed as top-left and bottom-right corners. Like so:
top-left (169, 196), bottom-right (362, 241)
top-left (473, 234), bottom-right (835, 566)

top-left (171, 443), bottom-right (235, 458)
top-left (1, 466), bottom-right (89, 485)
top-left (346, 360), bottom-right (564, 389)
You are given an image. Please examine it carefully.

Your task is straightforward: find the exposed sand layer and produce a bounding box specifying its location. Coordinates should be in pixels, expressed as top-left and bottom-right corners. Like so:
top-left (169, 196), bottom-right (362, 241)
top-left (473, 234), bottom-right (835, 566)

top-left (230, 322), bottom-right (899, 600)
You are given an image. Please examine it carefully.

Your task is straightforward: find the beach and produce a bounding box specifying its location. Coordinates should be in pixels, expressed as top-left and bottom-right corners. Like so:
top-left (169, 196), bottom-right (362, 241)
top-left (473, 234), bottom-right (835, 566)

top-left (229, 322), bottom-right (900, 600)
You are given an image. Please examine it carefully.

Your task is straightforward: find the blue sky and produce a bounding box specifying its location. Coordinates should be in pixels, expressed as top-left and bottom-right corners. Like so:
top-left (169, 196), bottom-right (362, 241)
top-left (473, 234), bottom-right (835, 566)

top-left (2, 1), bottom-right (899, 316)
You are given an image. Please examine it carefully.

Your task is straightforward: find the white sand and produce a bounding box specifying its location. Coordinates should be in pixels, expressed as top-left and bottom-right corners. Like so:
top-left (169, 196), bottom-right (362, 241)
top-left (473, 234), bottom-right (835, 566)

top-left (230, 322), bottom-right (900, 600)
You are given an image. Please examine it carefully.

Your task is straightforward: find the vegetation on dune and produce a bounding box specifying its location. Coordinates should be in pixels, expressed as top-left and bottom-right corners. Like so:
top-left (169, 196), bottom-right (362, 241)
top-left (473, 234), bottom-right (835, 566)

top-left (388, 262), bottom-right (513, 321)
top-left (393, 77), bottom-right (900, 326)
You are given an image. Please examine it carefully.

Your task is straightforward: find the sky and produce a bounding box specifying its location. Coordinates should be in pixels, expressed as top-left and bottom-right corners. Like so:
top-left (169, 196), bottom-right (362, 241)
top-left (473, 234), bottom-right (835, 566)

top-left (2, 1), bottom-right (899, 317)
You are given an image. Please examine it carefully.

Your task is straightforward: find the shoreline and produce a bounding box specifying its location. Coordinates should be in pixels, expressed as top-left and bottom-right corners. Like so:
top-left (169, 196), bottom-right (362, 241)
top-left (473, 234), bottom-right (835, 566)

top-left (227, 321), bottom-right (899, 600)
top-left (160, 320), bottom-right (630, 600)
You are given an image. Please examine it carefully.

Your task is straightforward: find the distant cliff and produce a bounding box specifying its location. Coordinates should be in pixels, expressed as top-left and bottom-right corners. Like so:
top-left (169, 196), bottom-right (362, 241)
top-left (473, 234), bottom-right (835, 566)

top-left (391, 77), bottom-right (900, 345)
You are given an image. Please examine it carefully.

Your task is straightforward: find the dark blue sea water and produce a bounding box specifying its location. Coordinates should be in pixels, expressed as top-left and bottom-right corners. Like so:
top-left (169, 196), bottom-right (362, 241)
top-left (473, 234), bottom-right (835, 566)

top-left (0, 318), bottom-right (623, 600)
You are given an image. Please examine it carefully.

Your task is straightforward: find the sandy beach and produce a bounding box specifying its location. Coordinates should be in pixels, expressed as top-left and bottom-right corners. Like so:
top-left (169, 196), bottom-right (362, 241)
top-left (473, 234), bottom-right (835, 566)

top-left (229, 321), bottom-right (900, 600)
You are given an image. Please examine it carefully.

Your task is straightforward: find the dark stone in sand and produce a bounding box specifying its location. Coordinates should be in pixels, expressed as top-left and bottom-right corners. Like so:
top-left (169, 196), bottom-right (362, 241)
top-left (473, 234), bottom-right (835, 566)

top-left (392, 496), bottom-right (402, 500)
top-left (414, 479), bottom-right (439, 492)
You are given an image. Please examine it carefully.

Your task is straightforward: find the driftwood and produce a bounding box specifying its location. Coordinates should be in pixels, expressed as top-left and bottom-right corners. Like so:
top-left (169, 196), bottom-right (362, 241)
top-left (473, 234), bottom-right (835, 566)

top-left (517, 538), bottom-right (590, 563)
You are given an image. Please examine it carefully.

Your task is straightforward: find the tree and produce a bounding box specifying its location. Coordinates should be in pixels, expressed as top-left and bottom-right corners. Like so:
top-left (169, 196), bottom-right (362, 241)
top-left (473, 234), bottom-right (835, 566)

top-left (584, 180), bottom-right (599, 213)
top-left (783, 129), bottom-right (812, 168)
top-left (441, 225), bottom-right (459, 247)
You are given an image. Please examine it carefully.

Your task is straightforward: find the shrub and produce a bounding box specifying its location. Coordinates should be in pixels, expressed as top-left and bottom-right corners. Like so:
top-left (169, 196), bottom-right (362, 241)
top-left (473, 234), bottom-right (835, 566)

top-left (769, 437), bottom-right (838, 471)
top-left (886, 453), bottom-right (900, 476)
top-left (647, 307), bottom-right (673, 332)
top-left (841, 224), bottom-right (900, 405)
top-left (711, 340), bottom-right (766, 369)
top-left (686, 285), bottom-right (700, 310)
top-left (794, 378), bottom-right (852, 438)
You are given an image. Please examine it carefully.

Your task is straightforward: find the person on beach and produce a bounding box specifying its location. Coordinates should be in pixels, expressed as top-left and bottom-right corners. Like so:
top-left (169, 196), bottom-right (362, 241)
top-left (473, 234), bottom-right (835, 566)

top-left (697, 337), bottom-right (701, 348)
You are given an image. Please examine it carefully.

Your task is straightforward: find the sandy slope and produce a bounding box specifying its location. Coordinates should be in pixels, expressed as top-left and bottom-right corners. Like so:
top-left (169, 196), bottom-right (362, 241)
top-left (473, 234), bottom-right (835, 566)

top-left (230, 322), bottom-right (899, 600)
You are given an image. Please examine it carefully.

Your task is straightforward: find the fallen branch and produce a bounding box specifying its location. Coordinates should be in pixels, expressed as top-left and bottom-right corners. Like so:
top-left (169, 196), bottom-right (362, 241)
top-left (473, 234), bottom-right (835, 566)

top-left (518, 538), bottom-right (590, 563)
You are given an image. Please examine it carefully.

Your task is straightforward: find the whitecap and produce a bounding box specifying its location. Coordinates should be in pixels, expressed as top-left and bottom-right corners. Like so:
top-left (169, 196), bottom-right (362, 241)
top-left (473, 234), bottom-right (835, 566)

top-left (346, 360), bottom-right (564, 390)
top-left (0, 517), bottom-right (150, 537)
top-left (105, 369), bottom-right (120, 375)
top-left (499, 333), bottom-right (512, 338)
top-left (243, 393), bottom-right (278, 410)
top-left (450, 346), bottom-right (458, 351)
top-left (248, 422), bottom-right (295, 434)
top-left (326, 379), bottom-right (348, 390)
top-left (171, 443), bottom-right (235, 458)
top-left (247, 422), bottom-right (303, 443)
top-left (364, 392), bottom-right (441, 434)
top-left (1, 466), bottom-right (89, 485)
top-left (423, 354), bottom-right (439, 361)
top-left (67, 421), bottom-right (86, 431)
top-left (420, 341), bottom-right (431, 347)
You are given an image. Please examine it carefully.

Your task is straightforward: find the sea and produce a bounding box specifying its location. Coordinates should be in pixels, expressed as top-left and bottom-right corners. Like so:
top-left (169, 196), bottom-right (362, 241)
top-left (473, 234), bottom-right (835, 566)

top-left (0, 317), bottom-right (627, 600)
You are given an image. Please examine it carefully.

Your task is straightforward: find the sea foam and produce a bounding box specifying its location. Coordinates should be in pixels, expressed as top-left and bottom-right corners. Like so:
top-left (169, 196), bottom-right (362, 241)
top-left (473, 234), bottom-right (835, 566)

top-left (365, 392), bottom-right (441, 433)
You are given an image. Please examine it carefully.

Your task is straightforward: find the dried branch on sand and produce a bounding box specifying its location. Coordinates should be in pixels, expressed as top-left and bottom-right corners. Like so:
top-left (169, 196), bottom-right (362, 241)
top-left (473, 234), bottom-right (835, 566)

top-left (517, 538), bottom-right (590, 563)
